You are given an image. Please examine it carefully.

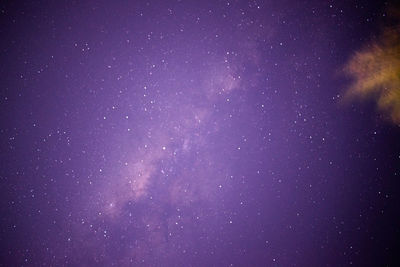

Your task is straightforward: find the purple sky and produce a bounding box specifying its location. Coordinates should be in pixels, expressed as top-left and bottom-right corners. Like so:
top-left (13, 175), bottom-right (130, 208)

top-left (1, 0), bottom-right (400, 266)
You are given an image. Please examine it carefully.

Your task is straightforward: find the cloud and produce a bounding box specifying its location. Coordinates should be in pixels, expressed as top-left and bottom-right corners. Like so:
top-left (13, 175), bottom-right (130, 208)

top-left (343, 27), bottom-right (400, 125)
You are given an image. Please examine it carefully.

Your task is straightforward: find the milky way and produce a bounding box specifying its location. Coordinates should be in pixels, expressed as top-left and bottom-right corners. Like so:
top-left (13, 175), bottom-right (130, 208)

top-left (1, 0), bottom-right (400, 266)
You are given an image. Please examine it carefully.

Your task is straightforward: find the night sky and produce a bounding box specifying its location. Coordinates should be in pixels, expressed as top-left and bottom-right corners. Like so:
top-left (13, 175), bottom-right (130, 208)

top-left (1, 0), bottom-right (400, 266)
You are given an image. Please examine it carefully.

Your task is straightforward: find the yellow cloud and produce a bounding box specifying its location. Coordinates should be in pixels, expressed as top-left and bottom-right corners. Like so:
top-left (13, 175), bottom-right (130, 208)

top-left (344, 28), bottom-right (400, 125)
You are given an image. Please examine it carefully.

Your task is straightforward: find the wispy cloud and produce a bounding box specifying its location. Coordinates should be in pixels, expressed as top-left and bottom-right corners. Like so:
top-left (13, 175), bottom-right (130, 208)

top-left (344, 27), bottom-right (400, 125)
